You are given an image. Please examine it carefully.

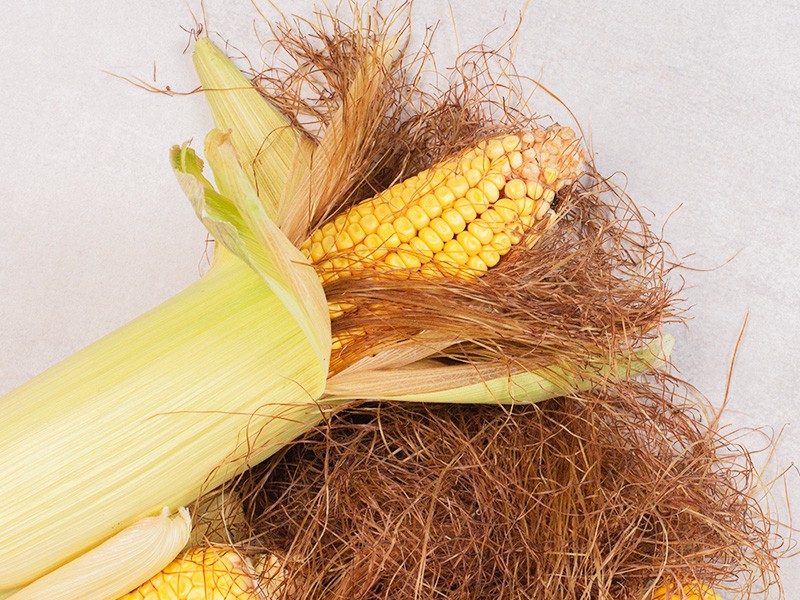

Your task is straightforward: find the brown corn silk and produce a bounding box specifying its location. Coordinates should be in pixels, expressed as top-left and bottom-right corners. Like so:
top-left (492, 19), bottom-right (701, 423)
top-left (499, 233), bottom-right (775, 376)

top-left (185, 4), bottom-right (785, 600)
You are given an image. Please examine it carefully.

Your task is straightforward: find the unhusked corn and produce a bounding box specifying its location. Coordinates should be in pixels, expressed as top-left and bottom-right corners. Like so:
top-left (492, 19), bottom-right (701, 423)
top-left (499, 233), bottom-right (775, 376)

top-left (300, 125), bottom-right (586, 281)
top-left (118, 547), bottom-right (260, 600)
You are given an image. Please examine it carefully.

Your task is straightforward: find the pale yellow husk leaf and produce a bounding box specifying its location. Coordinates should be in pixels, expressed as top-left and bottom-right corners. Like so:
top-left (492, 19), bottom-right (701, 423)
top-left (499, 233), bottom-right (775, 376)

top-left (193, 38), bottom-right (314, 221)
top-left (10, 508), bottom-right (191, 600)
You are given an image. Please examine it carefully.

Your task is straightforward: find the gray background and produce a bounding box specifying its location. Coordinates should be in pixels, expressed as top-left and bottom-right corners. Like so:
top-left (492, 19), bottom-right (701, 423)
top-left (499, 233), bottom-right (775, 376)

top-left (1, 1), bottom-right (797, 596)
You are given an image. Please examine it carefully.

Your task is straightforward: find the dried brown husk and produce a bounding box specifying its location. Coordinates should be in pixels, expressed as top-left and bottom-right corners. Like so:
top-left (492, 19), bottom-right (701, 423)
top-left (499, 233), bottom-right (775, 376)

top-left (190, 3), bottom-right (786, 598)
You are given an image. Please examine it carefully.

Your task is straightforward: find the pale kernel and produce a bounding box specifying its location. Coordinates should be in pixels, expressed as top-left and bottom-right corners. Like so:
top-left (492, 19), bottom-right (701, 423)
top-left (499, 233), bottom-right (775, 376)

top-left (443, 239), bottom-right (469, 265)
top-left (508, 225), bottom-right (524, 244)
top-left (433, 252), bottom-right (460, 275)
top-left (446, 175), bottom-right (470, 198)
top-left (345, 222), bottom-right (366, 245)
top-left (429, 217), bottom-right (455, 242)
top-left (468, 220), bottom-right (494, 245)
top-left (360, 213), bottom-right (380, 234)
top-left (509, 151), bottom-right (524, 169)
top-left (491, 232), bottom-right (512, 255)
top-left (502, 135), bottom-right (521, 152)
top-left (491, 155), bottom-right (512, 174)
top-left (484, 171), bottom-right (507, 191)
top-left (453, 197), bottom-right (477, 222)
top-left (485, 139), bottom-right (506, 160)
top-left (363, 233), bottom-right (382, 248)
top-left (470, 155), bottom-right (492, 173)
top-left (477, 180), bottom-right (500, 203)
top-left (419, 193), bottom-right (443, 219)
top-left (534, 198), bottom-right (551, 220)
top-left (397, 244), bottom-right (422, 269)
top-left (466, 255), bottom-right (489, 272)
top-left (494, 198), bottom-right (519, 222)
top-left (543, 167), bottom-right (559, 185)
top-left (429, 169), bottom-right (447, 186)
top-left (419, 226), bottom-right (445, 252)
top-left (356, 200), bottom-right (375, 217)
top-left (385, 252), bottom-right (405, 269)
top-left (521, 163), bottom-right (541, 181)
top-left (401, 186), bottom-right (418, 203)
top-left (335, 231), bottom-right (354, 250)
top-left (409, 236), bottom-right (434, 259)
top-left (479, 248), bottom-right (500, 268)
top-left (456, 231), bottom-right (482, 256)
top-left (394, 216), bottom-right (416, 242)
top-left (377, 223), bottom-right (401, 247)
top-left (321, 221), bottom-right (336, 237)
top-left (504, 179), bottom-right (527, 200)
top-left (331, 256), bottom-right (351, 271)
top-left (374, 202), bottom-right (395, 223)
top-left (441, 208), bottom-right (467, 234)
top-left (387, 193), bottom-right (406, 211)
top-left (406, 205), bottom-right (430, 230)
top-left (310, 242), bottom-right (326, 262)
top-left (517, 197), bottom-right (536, 216)
top-left (434, 185), bottom-right (456, 206)
top-left (321, 235), bottom-right (336, 253)
top-left (480, 209), bottom-right (503, 224)
top-left (464, 168), bottom-right (483, 187)
top-left (440, 159), bottom-right (459, 175)
top-left (526, 181), bottom-right (545, 200)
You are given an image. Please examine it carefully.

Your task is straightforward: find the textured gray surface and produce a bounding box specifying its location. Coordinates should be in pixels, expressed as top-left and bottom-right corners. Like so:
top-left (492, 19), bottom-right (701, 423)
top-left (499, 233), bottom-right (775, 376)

top-left (1, 1), bottom-right (797, 596)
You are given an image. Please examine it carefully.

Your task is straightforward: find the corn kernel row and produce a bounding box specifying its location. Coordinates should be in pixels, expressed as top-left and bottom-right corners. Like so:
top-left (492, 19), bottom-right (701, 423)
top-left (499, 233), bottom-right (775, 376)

top-left (300, 125), bottom-right (586, 281)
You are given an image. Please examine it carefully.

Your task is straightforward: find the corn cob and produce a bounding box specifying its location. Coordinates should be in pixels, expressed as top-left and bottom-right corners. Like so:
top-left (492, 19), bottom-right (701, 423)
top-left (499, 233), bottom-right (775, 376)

top-left (300, 125), bottom-right (586, 280)
top-left (651, 581), bottom-right (722, 600)
top-left (119, 547), bottom-right (285, 600)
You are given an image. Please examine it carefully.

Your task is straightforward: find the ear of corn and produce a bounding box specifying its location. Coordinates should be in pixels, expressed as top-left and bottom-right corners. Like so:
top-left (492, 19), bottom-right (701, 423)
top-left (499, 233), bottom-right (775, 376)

top-left (300, 126), bottom-right (586, 280)
top-left (118, 546), bottom-right (269, 600)
top-left (10, 509), bottom-right (191, 600)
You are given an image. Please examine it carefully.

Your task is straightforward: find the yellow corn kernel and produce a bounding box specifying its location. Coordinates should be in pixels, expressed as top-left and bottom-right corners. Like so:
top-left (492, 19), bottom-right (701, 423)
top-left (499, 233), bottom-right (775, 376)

top-left (504, 178), bottom-right (527, 200)
top-left (453, 197), bottom-right (478, 222)
top-left (456, 231), bottom-right (482, 256)
top-left (419, 193), bottom-right (443, 219)
top-left (466, 255), bottom-right (489, 272)
top-left (467, 220), bottom-right (494, 245)
top-left (418, 226), bottom-right (445, 252)
top-left (493, 198), bottom-right (520, 222)
top-left (359, 213), bottom-right (380, 234)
